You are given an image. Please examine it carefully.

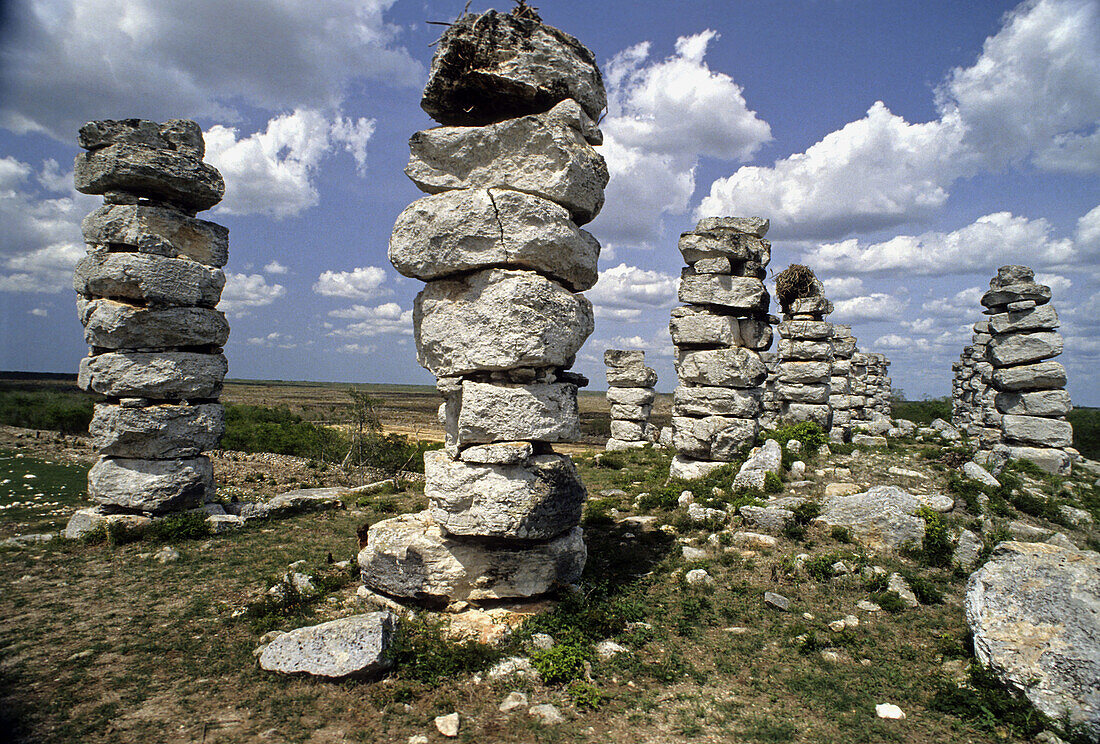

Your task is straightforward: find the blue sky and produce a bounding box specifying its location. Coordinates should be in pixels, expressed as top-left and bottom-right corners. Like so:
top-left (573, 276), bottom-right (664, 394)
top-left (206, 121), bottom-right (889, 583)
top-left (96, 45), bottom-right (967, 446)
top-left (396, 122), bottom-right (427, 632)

top-left (1, 0), bottom-right (1098, 405)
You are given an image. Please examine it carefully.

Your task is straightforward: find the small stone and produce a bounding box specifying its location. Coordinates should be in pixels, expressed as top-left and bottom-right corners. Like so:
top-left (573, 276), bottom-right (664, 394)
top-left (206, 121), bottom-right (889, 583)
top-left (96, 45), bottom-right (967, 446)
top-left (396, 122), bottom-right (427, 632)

top-left (682, 545), bottom-right (708, 561)
top-left (529, 703), bottom-right (565, 725)
top-left (499, 692), bottom-right (529, 713)
top-left (764, 591), bottom-right (790, 611)
top-left (434, 713), bottom-right (460, 738)
top-left (962, 461), bottom-right (1000, 488)
top-left (685, 568), bottom-right (713, 586)
top-left (828, 619), bottom-right (846, 632)
top-left (887, 573), bottom-right (919, 608)
top-left (875, 703), bottom-right (906, 720)
top-left (856, 600), bottom-right (881, 612)
top-left (155, 546), bottom-right (180, 563)
top-left (595, 640), bottom-right (628, 659)
top-left (488, 656), bottom-right (540, 681)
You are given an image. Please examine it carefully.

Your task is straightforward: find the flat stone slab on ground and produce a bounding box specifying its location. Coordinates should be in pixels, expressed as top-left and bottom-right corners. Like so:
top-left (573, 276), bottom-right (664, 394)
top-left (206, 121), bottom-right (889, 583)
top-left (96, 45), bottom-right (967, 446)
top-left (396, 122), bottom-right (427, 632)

top-left (967, 542), bottom-right (1100, 739)
top-left (258, 612), bottom-right (396, 679)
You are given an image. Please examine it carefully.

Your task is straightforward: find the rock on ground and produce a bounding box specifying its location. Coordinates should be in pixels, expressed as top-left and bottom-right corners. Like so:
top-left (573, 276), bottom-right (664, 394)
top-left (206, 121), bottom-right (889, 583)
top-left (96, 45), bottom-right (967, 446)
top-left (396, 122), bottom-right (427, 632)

top-left (966, 542), bottom-right (1099, 738)
top-left (258, 612), bottom-right (395, 679)
top-left (816, 485), bottom-right (927, 553)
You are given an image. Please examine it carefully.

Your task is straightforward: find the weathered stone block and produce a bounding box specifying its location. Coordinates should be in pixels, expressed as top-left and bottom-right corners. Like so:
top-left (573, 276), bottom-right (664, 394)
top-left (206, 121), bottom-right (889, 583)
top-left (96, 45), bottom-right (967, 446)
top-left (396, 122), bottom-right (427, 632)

top-left (88, 455), bottom-right (212, 513)
top-left (675, 347), bottom-right (766, 388)
top-left (776, 382), bottom-right (829, 404)
top-left (78, 298), bottom-right (230, 349)
top-left (678, 231), bottom-right (769, 265)
top-left (609, 402), bottom-right (652, 421)
top-left (420, 9), bottom-right (606, 127)
top-left (258, 612), bottom-right (395, 679)
top-left (74, 143), bottom-right (224, 212)
top-left (673, 387), bottom-right (762, 418)
top-left (606, 387), bottom-right (656, 406)
top-left (414, 268), bottom-right (593, 377)
top-left (678, 272), bottom-right (767, 312)
top-left (82, 204), bottom-right (229, 267)
top-left (606, 365), bottom-right (657, 387)
top-left (992, 361), bottom-right (1066, 391)
top-left (78, 351), bottom-right (227, 399)
top-left (782, 403), bottom-right (831, 428)
top-left (389, 188), bottom-right (599, 292)
top-left (453, 380), bottom-right (579, 445)
top-left (777, 320), bottom-right (832, 340)
top-left (981, 283), bottom-right (1051, 309)
top-left (406, 100), bottom-right (608, 224)
top-left (74, 251), bottom-right (225, 307)
top-left (358, 511), bottom-right (585, 603)
top-left (90, 402), bottom-right (224, 458)
top-left (777, 361), bottom-right (830, 384)
top-left (459, 441), bottom-right (533, 465)
top-left (425, 450), bottom-right (584, 539)
top-left (988, 305), bottom-right (1059, 334)
top-left (995, 390), bottom-right (1072, 417)
top-left (672, 415), bottom-right (757, 461)
top-left (777, 338), bottom-right (833, 361)
top-left (79, 119), bottom-right (204, 157)
top-left (610, 419), bottom-right (646, 441)
top-left (1001, 414), bottom-right (1073, 447)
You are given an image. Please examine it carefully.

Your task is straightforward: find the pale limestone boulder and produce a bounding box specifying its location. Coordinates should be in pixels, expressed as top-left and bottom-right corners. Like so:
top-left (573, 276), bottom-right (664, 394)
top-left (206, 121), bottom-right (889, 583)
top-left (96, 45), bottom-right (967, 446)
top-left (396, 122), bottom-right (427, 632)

top-left (738, 505), bottom-right (794, 535)
top-left (776, 382), bottom-right (830, 404)
top-left (89, 402), bottom-right (224, 458)
top-left (88, 455), bottom-right (212, 513)
top-left (1001, 415), bottom-right (1073, 448)
top-left (777, 320), bottom-right (832, 340)
top-left (678, 272), bottom-right (767, 312)
top-left (695, 216), bottom-right (769, 236)
top-left (78, 298), bottom-right (229, 349)
top-left (459, 441), bottom-right (533, 465)
top-left (78, 119), bottom-right (205, 156)
top-left (610, 419), bottom-right (646, 441)
top-left (988, 305), bottom-right (1059, 334)
top-left (816, 485), bottom-right (927, 553)
top-left (603, 349), bottom-right (644, 367)
top-left (954, 528), bottom-right (983, 570)
top-left (420, 9), bottom-right (606, 127)
top-left (425, 450), bottom-right (584, 539)
top-left (82, 204), bottom-right (229, 267)
top-left (782, 403), bottom-right (831, 428)
top-left (962, 461), bottom-right (1000, 488)
top-left (74, 252), bottom-right (225, 307)
top-left (389, 188), bottom-right (599, 291)
top-left (678, 231), bottom-right (769, 264)
top-left (992, 361), bottom-right (1066, 391)
top-left (673, 387), bottom-right (762, 418)
top-left (672, 415), bottom-right (757, 461)
top-left (414, 269), bottom-right (593, 377)
top-left (777, 339), bottom-right (833, 361)
top-left (62, 506), bottom-right (151, 540)
top-left (606, 387), bottom-right (656, 406)
top-left (675, 347), bottom-right (766, 388)
top-left (605, 438), bottom-right (647, 451)
top-left (988, 332), bottom-right (1063, 366)
top-left (358, 512), bottom-right (585, 602)
top-left (966, 542), bottom-right (1099, 738)
top-left (452, 381), bottom-right (579, 445)
top-left (609, 402), bottom-right (651, 421)
top-left (78, 351), bottom-right (226, 399)
top-left (777, 361), bottom-right (831, 384)
top-left (258, 613), bottom-right (395, 679)
top-left (74, 142), bottom-right (224, 212)
top-left (406, 100), bottom-right (608, 224)
top-left (981, 283), bottom-right (1052, 309)
top-left (995, 390), bottom-right (1072, 417)
top-left (669, 306), bottom-right (739, 348)
top-left (669, 454), bottom-right (729, 480)
top-left (606, 365), bottom-right (657, 387)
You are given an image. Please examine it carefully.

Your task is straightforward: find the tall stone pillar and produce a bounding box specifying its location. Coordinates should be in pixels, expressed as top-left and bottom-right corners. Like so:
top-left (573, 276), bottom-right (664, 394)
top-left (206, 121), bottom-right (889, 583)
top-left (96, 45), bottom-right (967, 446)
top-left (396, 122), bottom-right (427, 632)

top-left (69, 119), bottom-right (228, 525)
top-left (774, 266), bottom-right (833, 430)
top-left (668, 217), bottom-right (773, 480)
top-left (829, 324), bottom-right (857, 441)
top-left (605, 350), bottom-right (658, 450)
top-left (359, 7), bottom-right (607, 605)
top-left (983, 266), bottom-right (1073, 474)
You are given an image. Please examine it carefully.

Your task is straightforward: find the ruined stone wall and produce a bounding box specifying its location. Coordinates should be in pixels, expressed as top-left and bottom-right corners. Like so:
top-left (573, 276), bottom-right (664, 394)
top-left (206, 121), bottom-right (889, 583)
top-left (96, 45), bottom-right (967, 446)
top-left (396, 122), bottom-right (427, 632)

top-left (69, 119), bottom-right (228, 522)
top-left (668, 218), bottom-right (772, 480)
top-left (605, 350), bottom-right (657, 450)
top-left (828, 324), bottom-right (858, 441)
top-left (358, 9), bottom-right (607, 604)
top-left (775, 282), bottom-right (833, 430)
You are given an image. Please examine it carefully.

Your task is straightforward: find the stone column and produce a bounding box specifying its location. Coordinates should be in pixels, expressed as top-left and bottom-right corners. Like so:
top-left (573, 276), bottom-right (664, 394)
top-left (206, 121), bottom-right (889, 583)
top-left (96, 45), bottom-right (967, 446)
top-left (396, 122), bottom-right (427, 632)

top-left (774, 267), bottom-right (833, 430)
top-left (829, 324), bottom-right (857, 442)
top-left (605, 349), bottom-right (657, 450)
top-left (668, 217), bottom-right (772, 480)
top-left (359, 7), bottom-right (607, 605)
top-left (760, 352), bottom-right (780, 429)
top-left (982, 266), bottom-right (1073, 474)
top-left (68, 119), bottom-right (228, 528)
top-left (870, 354), bottom-right (892, 416)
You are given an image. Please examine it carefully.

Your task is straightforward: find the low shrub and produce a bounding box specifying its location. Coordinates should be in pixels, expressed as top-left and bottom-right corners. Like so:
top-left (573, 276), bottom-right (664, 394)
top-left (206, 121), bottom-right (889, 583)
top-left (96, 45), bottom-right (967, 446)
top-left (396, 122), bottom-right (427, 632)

top-left (390, 616), bottom-right (502, 684)
top-left (531, 641), bottom-right (592, 685)
top-left (764, 471), bottom-right (783, 493)
top-left (147, 512), bottom-right (210, 543)
top-left (918, 507), bottom-right (954, 567)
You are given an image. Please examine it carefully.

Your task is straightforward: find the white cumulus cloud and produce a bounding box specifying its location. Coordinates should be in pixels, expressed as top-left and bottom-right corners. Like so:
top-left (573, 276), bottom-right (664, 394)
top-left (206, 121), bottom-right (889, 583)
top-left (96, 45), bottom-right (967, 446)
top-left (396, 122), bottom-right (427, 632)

top-left (263, 261), bottom-right (289, 275)
top-left (219, 272), bottom-right (286, 315)
top-left (0, 0), bottom-right (420, 140)
top-left (312, 266), bottom-right (390, 301)
top-left (328, 301), bottom-right (412, 337)
top-left (205, 109), bottom-right (375, 218)
top-left (831, 293), bottom-right (908, 323)
top-left (585, 263), bottom-right (679, 321)
top-left (592, 31), bottom-right (770, 252)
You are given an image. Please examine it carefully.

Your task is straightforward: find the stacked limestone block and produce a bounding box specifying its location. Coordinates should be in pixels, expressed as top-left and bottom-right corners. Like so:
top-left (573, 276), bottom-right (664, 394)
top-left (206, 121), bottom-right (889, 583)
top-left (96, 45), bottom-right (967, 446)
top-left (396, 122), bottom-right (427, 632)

top-left (760, 352), bottom-right (780, 429)
top-left (867, 354), bottom-right (892, 416)
top-left (953, 321), bottom-right (1001, 445)
top-left (775, 276), bottom-right (833, 429)
top-left (68, 120), bottom-right (227, 526)
top-left (829, 324), bottom-right (858, 441)
top-left (359, 8), bottom-right (608, 605)
top-left (982, 266), bottom-right (1073, 474)
top-left (605, 350), bottom-right (657, 450)
top-left (668, 217), bottom-right (772, 479)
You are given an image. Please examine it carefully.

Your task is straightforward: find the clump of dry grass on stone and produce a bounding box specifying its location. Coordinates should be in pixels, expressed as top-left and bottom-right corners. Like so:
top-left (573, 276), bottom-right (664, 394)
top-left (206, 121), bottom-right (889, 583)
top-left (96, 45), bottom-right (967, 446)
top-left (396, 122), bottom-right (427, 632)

top-left (775, 264), bottom-right (819, 311)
